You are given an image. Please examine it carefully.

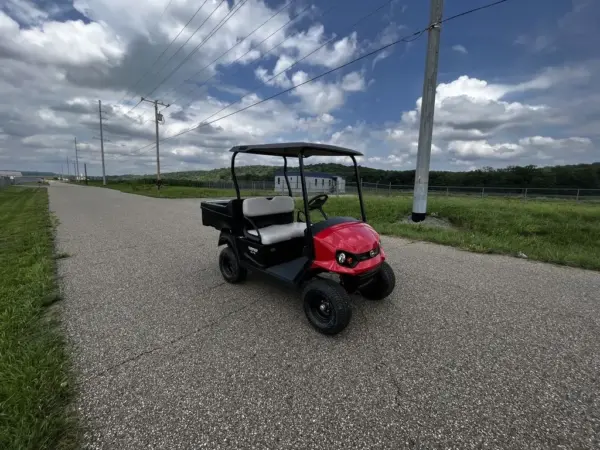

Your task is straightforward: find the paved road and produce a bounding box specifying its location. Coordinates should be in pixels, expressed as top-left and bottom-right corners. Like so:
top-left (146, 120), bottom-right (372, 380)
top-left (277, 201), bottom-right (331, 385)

top-left (49, 183), bottom-right (600, 449)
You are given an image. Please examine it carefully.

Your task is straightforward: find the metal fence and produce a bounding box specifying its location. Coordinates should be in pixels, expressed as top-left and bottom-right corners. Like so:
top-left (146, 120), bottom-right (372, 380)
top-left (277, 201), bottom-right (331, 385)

top-left (350, 182), bottom-right (600, 201)
top-left (0, 176), bottom-right (10, 189)
top-left (107, 177), bottom-right (600, 201)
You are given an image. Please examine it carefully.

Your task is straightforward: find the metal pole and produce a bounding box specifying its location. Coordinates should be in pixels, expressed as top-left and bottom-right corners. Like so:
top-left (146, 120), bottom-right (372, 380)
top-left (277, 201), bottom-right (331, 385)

top-left (411, 0), bottom-right (444, 222)
top-left (74, 137), bottom-right (80, 181)
top-left (481, 186), bottom-right (485, 198)
top-left (99, 100), bottom-right (106, 186)
top-left (66, 156), bottom-right (70, 177)
top-left (576, 189), bottom-right (580, 202)
top-left (389, 182), bottom-right (392, 196)
top-left (84, 163), bottom-right (88, 185)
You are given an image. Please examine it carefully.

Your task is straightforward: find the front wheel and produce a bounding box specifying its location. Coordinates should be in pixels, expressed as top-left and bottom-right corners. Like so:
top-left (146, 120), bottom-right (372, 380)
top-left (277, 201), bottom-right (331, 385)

top-left (359, 261), bottom-right (396, 300)
top-left (219, 246), bottom-right (247, 283)
top-left (303, 279), bottom-right (352, 335)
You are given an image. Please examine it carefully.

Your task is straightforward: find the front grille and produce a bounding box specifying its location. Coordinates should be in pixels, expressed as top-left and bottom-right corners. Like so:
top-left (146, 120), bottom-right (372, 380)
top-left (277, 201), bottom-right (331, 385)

top-left (357, 245), bottom-right (380, 262)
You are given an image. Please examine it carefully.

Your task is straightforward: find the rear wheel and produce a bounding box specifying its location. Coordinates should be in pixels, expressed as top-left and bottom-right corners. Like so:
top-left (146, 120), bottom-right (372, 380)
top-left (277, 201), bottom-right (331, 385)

top-left (219, 246), bottom-right (247, 283)
top-left (359, 261), bottom-right (396, 300)
top-left (303, 279), bottom-right (352, 335)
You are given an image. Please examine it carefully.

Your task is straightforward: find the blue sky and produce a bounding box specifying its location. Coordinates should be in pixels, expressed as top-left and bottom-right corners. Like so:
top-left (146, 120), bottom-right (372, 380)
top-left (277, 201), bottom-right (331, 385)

top-left (0, 0), bottom-right (598, 175)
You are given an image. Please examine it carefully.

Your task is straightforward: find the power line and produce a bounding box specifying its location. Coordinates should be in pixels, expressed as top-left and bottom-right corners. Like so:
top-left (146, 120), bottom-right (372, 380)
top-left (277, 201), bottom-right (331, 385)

top-left (118, 0), bottom-right (211, 107)
top-left (123, 98), bottom-right (145, 118)
top-left (142, 0), bottom-right (251, 101)
top-left (172, 0), bottom-right (395, 126)
top-left (131, 0), bottom-right (513, 153)
top-left (151, 0), bottom-right (317, 122)
top-left (150, 0), bottom-right (328, 122)
top-left (162, 0), bottom-right (297, 106)
top-left (164, 0), bottom-right (339, 112)
top-left (138, 0), bottom-right (225, 99)
top-left (154, 0), bottom-right (175, 26)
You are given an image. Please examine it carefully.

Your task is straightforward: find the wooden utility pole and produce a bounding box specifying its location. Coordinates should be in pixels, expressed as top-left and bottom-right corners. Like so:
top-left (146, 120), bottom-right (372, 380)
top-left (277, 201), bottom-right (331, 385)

top-left (141, 97), bottom-right (170, 188)
top-left (98, 100), bottom-right (107, 185)
top-left (74, 137), bottom-right (80, 182)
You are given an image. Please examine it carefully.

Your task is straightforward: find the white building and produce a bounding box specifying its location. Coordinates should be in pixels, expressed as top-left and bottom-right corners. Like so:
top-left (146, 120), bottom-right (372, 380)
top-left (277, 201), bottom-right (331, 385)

top-left (274, 171), bottom-right (345, 194)
top-left (0, 170), bottom-right (22, 180)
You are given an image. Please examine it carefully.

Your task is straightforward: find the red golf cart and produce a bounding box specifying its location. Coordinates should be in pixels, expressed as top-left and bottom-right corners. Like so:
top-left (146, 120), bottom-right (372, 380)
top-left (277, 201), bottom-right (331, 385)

top-left (201, 143), bottom-right (395, 335)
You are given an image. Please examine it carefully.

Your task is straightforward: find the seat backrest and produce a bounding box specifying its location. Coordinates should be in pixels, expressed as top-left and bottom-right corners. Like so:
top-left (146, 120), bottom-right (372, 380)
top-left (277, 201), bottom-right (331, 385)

top-left (243, 196), bottom-right (294, 217)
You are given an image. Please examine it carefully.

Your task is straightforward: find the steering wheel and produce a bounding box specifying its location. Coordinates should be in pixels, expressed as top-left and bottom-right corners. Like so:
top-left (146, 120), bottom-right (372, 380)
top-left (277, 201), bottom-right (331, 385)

top-left (307, 193), bottom-right (329, 210)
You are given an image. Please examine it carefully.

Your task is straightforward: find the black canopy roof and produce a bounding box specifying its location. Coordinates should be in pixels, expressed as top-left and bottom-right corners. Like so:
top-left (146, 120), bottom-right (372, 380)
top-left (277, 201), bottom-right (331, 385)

top-left (230, 142), bottom-right (363, 157)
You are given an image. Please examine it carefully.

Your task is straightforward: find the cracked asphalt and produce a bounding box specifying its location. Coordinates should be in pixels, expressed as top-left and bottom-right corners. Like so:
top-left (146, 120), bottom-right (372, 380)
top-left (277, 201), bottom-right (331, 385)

top-left (49, 183), bottom-right (600, 449)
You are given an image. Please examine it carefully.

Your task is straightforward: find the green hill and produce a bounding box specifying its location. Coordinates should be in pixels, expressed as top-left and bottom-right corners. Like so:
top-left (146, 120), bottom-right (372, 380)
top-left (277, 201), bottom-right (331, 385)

top-left (157, 162), bottom-right (600, 189)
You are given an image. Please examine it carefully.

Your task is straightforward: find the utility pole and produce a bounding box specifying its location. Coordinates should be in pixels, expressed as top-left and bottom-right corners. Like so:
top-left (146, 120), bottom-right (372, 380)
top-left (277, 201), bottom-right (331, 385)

top-left (84, 163), bottom-right (88, 185)
top-left (66, 156), bottom-right (70, 178)
top-left (141, 97), bottom-right (170, 188)
top-left (98, 100), bottom-right (107, 185)
top-left (74, 137), bottom-right (80, 182)
top-left (411, 0), bottom-right (444, 222)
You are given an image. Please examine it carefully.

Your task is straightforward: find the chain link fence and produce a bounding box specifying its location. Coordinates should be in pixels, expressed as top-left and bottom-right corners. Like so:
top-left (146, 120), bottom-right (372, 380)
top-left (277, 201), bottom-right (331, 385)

top-left (0, 176), bottom-right (10, 189)
top-left (105, 177), bottom-right (600, 201)
top-left (350, 182), bottom-right (600, 201)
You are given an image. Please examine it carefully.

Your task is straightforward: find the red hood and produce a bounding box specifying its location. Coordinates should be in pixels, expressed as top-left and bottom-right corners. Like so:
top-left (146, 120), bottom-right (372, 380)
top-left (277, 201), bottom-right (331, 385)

top-left (314, 221), bottom-right (380, 253)
top-left (311, 221), bottom-right (384, 274)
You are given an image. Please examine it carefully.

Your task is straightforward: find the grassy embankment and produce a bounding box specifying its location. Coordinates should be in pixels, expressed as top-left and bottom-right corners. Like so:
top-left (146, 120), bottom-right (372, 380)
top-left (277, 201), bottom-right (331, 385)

top-left (86, 180), bottom-right (270, 198)
top-left (0, 187), bottom-right (75, 449)
top-left (89, 181), bottom-right (600, 270)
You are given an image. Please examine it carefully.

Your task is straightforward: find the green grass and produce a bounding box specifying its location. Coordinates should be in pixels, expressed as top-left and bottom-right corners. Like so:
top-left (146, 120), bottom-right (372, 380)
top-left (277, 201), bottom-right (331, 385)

top-left (85, 181), bottom-right (600, 270)
top-left (0, 187), bottom-right (75, 449)
top-left (86, 180), bottom-right (271, 198)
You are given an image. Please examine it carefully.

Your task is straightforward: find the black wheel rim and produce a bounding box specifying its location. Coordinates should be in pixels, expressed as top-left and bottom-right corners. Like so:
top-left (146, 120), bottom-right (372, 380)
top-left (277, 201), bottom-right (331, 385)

top-left (222, 254), bottom-right (235, 278)
top-left (307, 292), bottom-right (335, 325)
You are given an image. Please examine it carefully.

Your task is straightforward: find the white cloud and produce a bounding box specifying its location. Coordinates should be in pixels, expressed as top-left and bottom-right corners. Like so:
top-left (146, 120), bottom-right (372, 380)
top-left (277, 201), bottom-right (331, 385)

top-left (280, 25), bottom-right (358, 69)
top-left (341, 72), bottom-right (366, 92)
top-left (288, 70), bottom-right (366, 115)
top-left (451, 44), bottom-right (467, 54)
top-left (0, 0), bottom-right (597, 175)
top-left (0, 12), bottom-right (124, 67)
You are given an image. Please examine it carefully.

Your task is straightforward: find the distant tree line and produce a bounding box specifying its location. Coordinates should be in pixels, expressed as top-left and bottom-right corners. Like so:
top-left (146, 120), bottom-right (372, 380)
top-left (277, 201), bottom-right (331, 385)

top-left (108, 162), bottom-right (600, 189)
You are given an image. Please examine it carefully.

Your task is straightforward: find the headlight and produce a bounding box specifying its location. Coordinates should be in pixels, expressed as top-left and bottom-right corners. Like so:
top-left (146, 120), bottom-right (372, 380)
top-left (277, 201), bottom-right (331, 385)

top-left (336, 250), bottom-right (357, 268)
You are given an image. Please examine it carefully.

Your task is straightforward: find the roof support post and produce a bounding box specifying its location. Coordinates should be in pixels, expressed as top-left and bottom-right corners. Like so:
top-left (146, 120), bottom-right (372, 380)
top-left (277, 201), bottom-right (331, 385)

top-left (299, 150), bottom-right (312, 249)
top-left (351, 156), bottom-right (367, 222)
top-left (283, 156), bottom-right (292, 197)
top-left (231, 152), bottom-right (240, 199)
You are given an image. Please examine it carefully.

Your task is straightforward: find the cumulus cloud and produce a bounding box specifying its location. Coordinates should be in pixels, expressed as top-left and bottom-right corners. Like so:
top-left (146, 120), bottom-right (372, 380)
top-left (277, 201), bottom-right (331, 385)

top-left (367, 68), bottom-right (599, 170)
top-left (0, 0), bottom-right (597, 175)
top-left (451, 44), bottom-right (467, 54)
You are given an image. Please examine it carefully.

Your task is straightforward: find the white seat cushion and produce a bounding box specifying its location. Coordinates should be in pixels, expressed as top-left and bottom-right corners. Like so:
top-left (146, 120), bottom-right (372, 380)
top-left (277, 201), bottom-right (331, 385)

top-left (243, 196), bottom-right (294, 217)
top-left (247, 222), bottom-right (306, 245)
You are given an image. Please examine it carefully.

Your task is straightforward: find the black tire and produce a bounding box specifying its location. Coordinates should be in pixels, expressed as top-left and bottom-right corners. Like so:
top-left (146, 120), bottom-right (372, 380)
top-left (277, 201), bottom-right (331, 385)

top-left (359, 261), bottom-right (396, 301)
top-left (302, 279), bottom-right (352, 335)
top-left (219, 246), bottom-right (247, 283)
